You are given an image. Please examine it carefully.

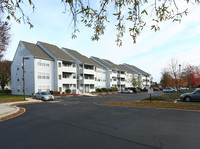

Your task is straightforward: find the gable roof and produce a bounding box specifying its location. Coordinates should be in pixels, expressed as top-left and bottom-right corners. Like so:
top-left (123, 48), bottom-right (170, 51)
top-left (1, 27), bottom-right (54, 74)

top-left (90, 59), bottom-right (106, 69)
top-left (38, 41), bottom-right (75, 62)
top-left (103, 59), bottom-right (127, 72)
top-left (91, 57), bottom-right (117, 70)
top-left (21, 41), bottom-right (53, 61)
top-left (62, 48), bottom-right (97, 66)
top-left (124, 63), bottom-right (150, 76)
top-left (119, 64), bottom-right (137, 74)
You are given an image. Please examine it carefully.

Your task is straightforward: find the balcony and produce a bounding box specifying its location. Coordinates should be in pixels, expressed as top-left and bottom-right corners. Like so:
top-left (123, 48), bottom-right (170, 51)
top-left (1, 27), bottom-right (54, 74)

top-left (79, 79), bottom-right (95, 84)
top-left (62, 78), bottom-right (76, 84)
top-left (79, 68), bottom-right (95, 75)
top-left (62, 66), bottom-right (76, 73)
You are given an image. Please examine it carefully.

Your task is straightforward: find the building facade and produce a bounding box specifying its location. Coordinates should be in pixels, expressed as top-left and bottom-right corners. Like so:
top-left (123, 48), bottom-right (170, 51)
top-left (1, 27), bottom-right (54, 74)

top-left (11, 41), bottom-right (151, 95)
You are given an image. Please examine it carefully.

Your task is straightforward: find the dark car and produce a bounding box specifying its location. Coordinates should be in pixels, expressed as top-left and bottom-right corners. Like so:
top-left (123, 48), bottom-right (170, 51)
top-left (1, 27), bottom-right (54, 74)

top-left (180, 89), bottom-right (200, 102)
top-left (127, 87), bottom-right (137, 93)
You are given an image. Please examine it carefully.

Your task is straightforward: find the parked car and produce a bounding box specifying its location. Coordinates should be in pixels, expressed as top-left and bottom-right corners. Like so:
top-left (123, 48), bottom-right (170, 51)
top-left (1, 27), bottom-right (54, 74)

top-left (179, 87), bottom-right (189, 91)
top-left (163, 87), bottom-right (175, 93)
top-left (121, 89), bottom-right (133, 94)
top-left (127, 87), bottom-right (137, 93)
top-left (172, 87), bottom-right (177, 92)
top-left (153, 88), bottom-right (160, 91)
top-left (194, 88), bottom-right (200, 92)
top-left (33, 92), bottom-right (54, 101)
top-left (140, 88), bottom-right (148, 92)
top-left (180, 89), bottom-right (200, 102)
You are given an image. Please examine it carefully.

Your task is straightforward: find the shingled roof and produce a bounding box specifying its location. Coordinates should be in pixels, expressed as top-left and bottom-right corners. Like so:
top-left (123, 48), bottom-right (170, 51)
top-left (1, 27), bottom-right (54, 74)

top-left (21, 41), bottom-right (53, 61)
top-left (38, 41), bottom-right (75, 62)
top-left (119, 64), bottom-right (137, 74)
top-left (124, 63), bottom-right (150, 76)
top-left (103, 59), bottom-right (127, 72)
top-left (62, 48), bottom-right (97, 66)
top-left (91, 57), bottom-right (117, 70)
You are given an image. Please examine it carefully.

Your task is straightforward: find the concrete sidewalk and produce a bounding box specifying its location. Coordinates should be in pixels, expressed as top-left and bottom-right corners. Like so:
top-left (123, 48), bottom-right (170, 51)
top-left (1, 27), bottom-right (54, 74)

top-left (0, 98), bottom-right (42, 120)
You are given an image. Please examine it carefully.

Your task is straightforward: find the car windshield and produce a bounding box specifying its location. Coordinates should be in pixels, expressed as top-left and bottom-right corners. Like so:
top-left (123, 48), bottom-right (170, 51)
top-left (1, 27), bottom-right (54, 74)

top-left (41, 92), bottom-right (50, 95)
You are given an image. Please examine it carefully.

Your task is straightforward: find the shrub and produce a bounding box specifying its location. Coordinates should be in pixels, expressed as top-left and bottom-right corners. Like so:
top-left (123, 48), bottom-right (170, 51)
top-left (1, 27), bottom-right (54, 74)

top-left (107, 88), bottom-right (112, 92)
top-left (62, 92), bottom-right (65, 94)
top-left (96, 88), bottom-right (102, 92)
top-left (102, 88), bottom-right (108, 92)
top-left (53, 91), bottom-right (60, 95)
top-left (65, 89), bottom-right (71, 94)
top-left (0, 90), bottom-right (11, 94)
top-left (49, 90), bottom-right (54, 95)
top-left (111, 87), bottom-right (118, 91)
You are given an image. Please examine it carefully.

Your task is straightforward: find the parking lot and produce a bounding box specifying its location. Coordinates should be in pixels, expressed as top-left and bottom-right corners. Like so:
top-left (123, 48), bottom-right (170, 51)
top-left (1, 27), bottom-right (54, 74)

top-left (1, 92), bottom-right (200, 149)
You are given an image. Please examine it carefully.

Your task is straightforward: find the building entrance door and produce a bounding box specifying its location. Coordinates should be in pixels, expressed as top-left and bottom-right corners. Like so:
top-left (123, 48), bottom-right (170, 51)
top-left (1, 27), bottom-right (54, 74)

top-left (85, 85), bottom-right (89, 93)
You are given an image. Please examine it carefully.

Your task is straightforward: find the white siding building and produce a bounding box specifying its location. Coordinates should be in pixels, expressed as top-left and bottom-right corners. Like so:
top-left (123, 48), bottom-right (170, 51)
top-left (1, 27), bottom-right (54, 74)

top-left (11, 41), bottom-right (151, 95)
top-left (123, 63), bottom-right (151, 88)
top-left (90, 56), bottom-right (119, 89)
top-left (11, 41), bottom-right (54, 95)
top-left (62, 48), bottom-right (98, 93)
top-left (37, 41), bottom-right (77, 93)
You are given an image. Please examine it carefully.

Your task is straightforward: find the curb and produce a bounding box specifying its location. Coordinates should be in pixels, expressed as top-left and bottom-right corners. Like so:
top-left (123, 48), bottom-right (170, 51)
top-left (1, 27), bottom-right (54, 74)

top-left (0, 107), bottom-right (26, 122)
top-left (0, 99), bottom-right (42, 123)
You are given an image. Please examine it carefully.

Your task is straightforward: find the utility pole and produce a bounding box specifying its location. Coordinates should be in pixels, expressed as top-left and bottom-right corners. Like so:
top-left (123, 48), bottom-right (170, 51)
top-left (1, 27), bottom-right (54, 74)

top-left (23, 57), bottom-right (30, 100)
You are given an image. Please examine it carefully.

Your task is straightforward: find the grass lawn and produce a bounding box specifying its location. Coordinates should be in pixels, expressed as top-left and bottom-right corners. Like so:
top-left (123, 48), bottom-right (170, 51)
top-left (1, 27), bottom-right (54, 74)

top-left (0, 94), bottom-right (32, 103)
top-left (102, 89), bottom-right (200, 111)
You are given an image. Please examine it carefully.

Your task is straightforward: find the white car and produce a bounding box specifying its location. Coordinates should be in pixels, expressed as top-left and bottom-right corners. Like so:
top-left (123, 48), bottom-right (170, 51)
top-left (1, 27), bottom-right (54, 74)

top-left (122, 89), bottom-right (133, 93)
top-left (163, 87), bottom-right (175, 93)
top-left (33, 92), bottom-right (54, 101)
top-left (179, 87), bottom-right (188, 90)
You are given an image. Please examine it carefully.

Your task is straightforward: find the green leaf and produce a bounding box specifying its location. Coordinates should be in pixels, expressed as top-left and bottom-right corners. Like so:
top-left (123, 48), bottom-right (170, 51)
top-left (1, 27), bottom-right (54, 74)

top-left (141, 10), bottom-right (148, 15)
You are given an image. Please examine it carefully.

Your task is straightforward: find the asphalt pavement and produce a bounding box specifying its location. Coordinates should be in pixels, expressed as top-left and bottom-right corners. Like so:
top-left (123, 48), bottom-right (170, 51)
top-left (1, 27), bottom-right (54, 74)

top-left (1, 92), bottom-right (200, 149)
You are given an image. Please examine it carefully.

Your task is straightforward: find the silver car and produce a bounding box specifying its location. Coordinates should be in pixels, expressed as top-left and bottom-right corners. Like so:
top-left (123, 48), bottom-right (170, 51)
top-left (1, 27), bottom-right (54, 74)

top-left (33, 92), bottom-right (54, 101)
top-left (163, 87), bottom-right (175, 93)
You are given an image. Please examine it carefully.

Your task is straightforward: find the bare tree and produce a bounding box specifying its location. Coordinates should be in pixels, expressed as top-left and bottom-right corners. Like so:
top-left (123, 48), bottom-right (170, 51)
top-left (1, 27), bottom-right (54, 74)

top-left (0, 60), bottom-right (11, 90)
top-left (168, 59), bottom-right (180, 88)
top-left (160, 68), bottom-right (173, 88)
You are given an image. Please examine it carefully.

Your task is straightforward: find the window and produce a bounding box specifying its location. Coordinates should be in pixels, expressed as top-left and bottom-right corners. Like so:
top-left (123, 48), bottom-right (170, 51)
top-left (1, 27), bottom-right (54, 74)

top-left (59, 87), bottom-right (62, 92)
top-left (38, 72), bottom-right (41, 79)
top-left (45, 63), bottom-right (49, 67)
top-left (63, 73), bottom-right (70, 78)
top-left (42, 73), bottom-right (45, 79)
top-left (41, 63), bottom-right (45, 66)
top-left (45, 73), bottom-right (50, 79)
top-left (37, 60), bottom-right (41, 66)
top-left (58, 62), bottom-right (61, 67)
top-left (59, 75), bottom-right (62, 80)
top-left (38, 86), bottom-right (42, 92)
top-left (90, 85), bottom-right (94, 89)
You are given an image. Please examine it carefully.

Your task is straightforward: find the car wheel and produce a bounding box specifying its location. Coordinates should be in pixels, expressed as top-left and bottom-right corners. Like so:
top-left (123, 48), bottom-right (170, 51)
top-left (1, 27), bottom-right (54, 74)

top-left (185, 96), bottom-right (191, 102)
top-left (42, 97), bottom-right (44, 101)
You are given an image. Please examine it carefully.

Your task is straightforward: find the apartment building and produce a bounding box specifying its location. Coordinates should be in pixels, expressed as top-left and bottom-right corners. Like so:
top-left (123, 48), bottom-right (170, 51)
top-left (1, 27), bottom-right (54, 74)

top-left (119, 64), bottom-right (139, 88)
top-left (90, 57), bottom-right (121, 89)
top-left (123, 63), bottom-right (151, 88)
top-left (11, 41), bottom-right (151, 95)
top-left (11, 41), bottom-right (55, 95)
top-left (37, 41), bottom-right (77, 93)
top-left (62, 48), bottom-right (99, 93)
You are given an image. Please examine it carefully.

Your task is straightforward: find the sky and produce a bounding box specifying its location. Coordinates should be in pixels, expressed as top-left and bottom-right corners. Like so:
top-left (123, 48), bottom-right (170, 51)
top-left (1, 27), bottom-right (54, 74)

top-left (3, 1), bottom-right (200, 82)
